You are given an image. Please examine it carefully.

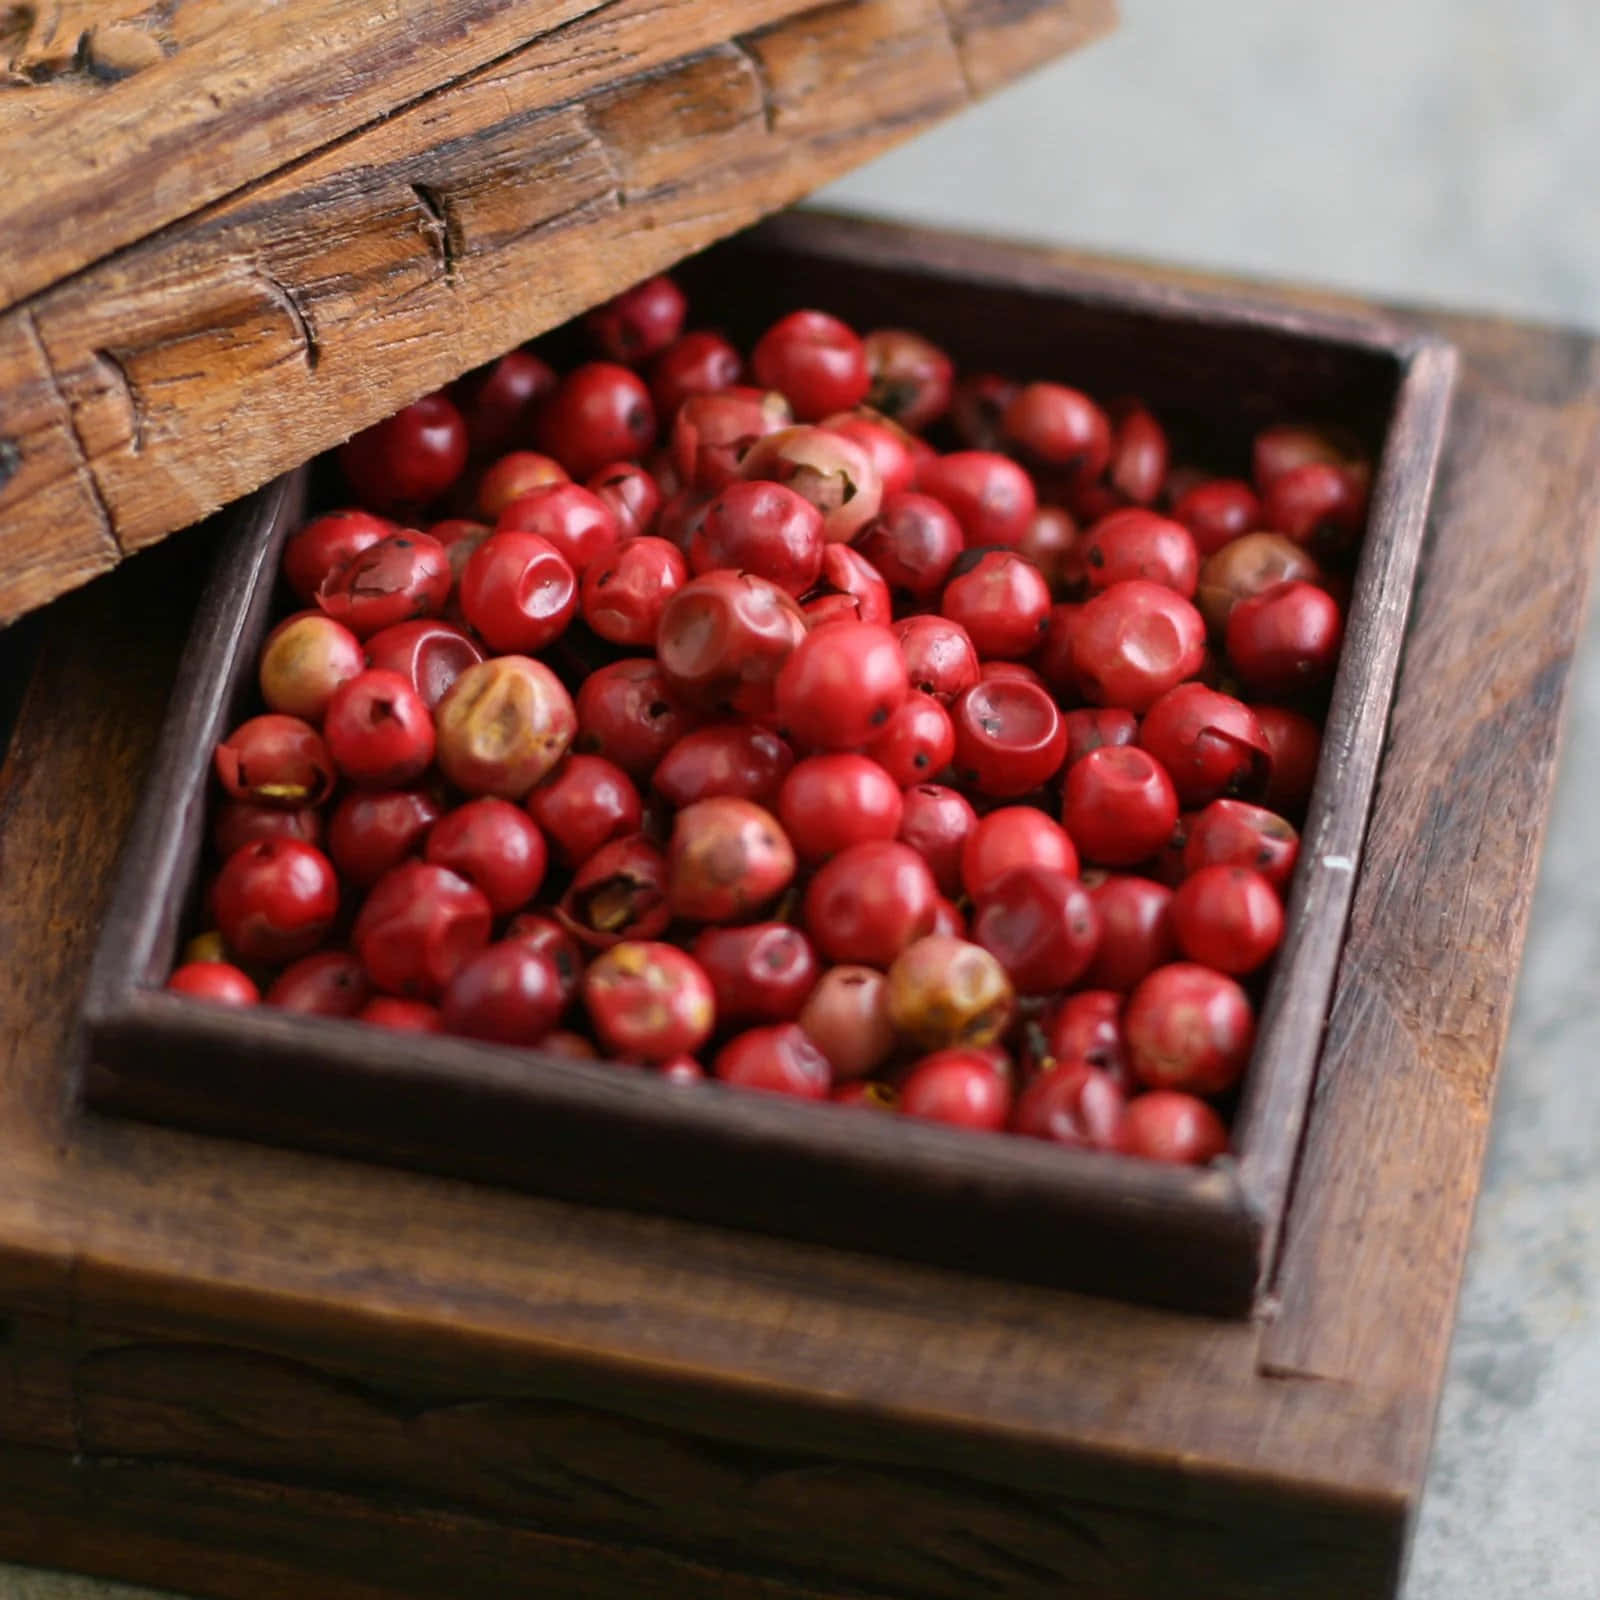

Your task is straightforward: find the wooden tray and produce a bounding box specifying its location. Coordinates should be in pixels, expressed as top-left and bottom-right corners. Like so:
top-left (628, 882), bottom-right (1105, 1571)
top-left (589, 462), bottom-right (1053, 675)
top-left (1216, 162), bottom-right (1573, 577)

top-left (0, 226), bottom-right (1595, 1600)
top-left (79, 213), bottom-right (1455, 1318)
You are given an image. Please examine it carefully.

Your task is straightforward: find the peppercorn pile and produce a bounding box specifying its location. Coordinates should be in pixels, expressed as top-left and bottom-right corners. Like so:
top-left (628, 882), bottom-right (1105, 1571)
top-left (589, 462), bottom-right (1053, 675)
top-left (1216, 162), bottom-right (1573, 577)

top-left (168, 272), bottom-right (1370, 1167)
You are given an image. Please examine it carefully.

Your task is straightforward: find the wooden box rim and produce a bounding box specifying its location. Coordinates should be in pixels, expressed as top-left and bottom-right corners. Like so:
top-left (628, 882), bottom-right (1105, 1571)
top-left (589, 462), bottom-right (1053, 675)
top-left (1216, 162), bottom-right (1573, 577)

top-left (79, 213), bottom-right (1457, 1318)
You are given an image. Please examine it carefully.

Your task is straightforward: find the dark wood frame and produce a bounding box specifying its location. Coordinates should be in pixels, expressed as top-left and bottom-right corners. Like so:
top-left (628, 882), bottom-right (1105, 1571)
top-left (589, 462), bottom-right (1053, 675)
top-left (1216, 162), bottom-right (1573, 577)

top-left (80, 213), bottom-right (1456, 1317)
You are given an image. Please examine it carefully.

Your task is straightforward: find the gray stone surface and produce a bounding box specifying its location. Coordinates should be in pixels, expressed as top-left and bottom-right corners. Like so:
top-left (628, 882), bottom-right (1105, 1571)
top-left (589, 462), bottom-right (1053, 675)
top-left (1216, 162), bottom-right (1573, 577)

top-left (6, 2), bottom-right (1597, 1594)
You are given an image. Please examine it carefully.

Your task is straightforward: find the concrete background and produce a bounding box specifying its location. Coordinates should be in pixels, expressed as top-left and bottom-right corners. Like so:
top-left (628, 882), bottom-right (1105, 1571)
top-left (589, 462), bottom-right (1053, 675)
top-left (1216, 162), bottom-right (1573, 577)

top-left (6, 2), bottom-right (1597, 1595)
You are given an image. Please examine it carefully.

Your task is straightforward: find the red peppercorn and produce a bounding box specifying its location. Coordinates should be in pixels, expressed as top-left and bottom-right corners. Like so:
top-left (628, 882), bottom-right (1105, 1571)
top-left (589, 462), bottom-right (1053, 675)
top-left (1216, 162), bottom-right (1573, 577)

top-left (327, 786), bottom-right (444, 887)
top-left (978, 661), bottom-right (1044, 686)
top-left (822, 409), bottom-right (918, 498)
top-left (854, 491), bottom-right (964, 600)
top-left (340, 393), bottom-right (469, 512)
top-left (1031, 602), bottom-right (1083, 700)
top-left (213, 838), bottom-right (340, 966)
top-left (897, 783), bottom-right (979, 898)
top-left (1124, 963), bottom-right (1255, 1095)
top-left (740, 425), bottom-right (883, 545)
top-left (940, 548), bottom-right (1052, 659)
top-left (656, 571), bottom-right (808, 719)
top-left (865, 692), bottom-right (955, 787)
top-left (352, 861), bottom-right (492, 998)
top-left (557, 834), bottom-right (671, 950)
top-left (778, 754), bottom-right (904, 864)
top-left (456, 351), bottom-right (558, 460)
top-left (714, 1023), bottom-right (832, 1098)
top-left (804, 840), bottom-right (940, 968)
top-left (316, 532), bottom-right (452, 639)
top-left (435, 655), bottom-right (577, 799)
top-left (1070, 579), bottom-right (1206, 712)
top-left (1107, 404), bottom-right (1169, 506)
top-left (1263, 461), bottom-right (1367, 551)
top-left (1225, 580), bottom-right (1345, 697)
top-left (1172, 479), bottom-right (1263, 556)
top-left (458, 529), bottom-right (578, 654)
top-left (574, 658), bottom-right (695, 781)
top-left (1253, 704), bottom-right (1322, 815)
top-left (258, 612), bottom-right (366, 723)
top-left (1139, 683), bottom-right (1270, 807)
top-left (648, 330), bottom-right (744, 420)
top-left (1060, 706), bottom-right (1138, 767)
top-left (929, 897), bottom-right (966, 938)
top-left (894, 615), bottom-right (981, 704)
top-left (1041, 989), bottom-right (1132, 1090)
top-left (1252, 423), bottom-right (1353, 490)
top-left (495, 483), bottom-right (620, 577)
top-left (1171, 864), bottom-right (1284, 975)
top-left (689, 480), bottom-right (825, 595)
top-left (265, 950), bottom-right (370, 1017)
top-left (214, 714), bottom-right (335, 808)
top-left (504, 912), bottom-right (584, 1007)
top-left (586, 460), bottom-right (661, 540)
top-left (692, 922), bottom-right (820, 1026)
top-left (1012, 1061), bottom-right (1124, 1147)
top-left (798, 965), bottom-right (895, 1081)
top-left (751, 309), bottom-right (870, 421)
top-left (961, 807), bottom-right (1078, 901)
top-left (580, 536), bottom-right (688, 647)
top-left (917, 451), bottom-right (1037, 547)
top-left (1082, 874), bottom-right (1177, 994)
top-left (167, 961), bottom-right (260, 1006)
top-left (535, 362), bottom-right (656, 480)
top-left (949, 678), bottom-right (1066, 798)
top-left (651, 724), bottom-right (794, 810)
top-left (1184, 799), bottom-right (1300, 894)
top-left (673, 387), bottom-right (793, 491)
top-left (863, 328), bottom-right (953, 432)
top-left (441, 941), bottom-right (565, 1045)
top-left (476, 451), bottom-right (569, 519)
top-left (801, 543), bottom-right (893, 629)
top-left (424, 797), bottom-right (548, 917)
top-left (668, 797), bottom-right (796, 924)
top-left (899, 1048), bottom-right (1011, 1131)
top-left (583, 941), bottom-right (715, 1062)
top-left (585, 275), bottom-right (688, 365)
top-left (1061, 745), bottom-right (1179, 867)
top-left (363, 618), bottom-right (484, 709)
top-left (971, 867), bottom-right (1099, 994)
top-left (949, 373), bottom-right (1019, 451)
top-left (1081, 508), bottom-right (1198, 598)
top-left (358, 996), bottom-right (443, 1032)
top-left (323, 669), bottom-right (436, 787)
top-left (884, 935), bottom-right (1014, 1051)
top-left (1018, 505), bottom-right (1083, 596)
top-left (1119, 1091), bottom-right (1228, 1165)
top-left (1002, 383), bottom-right (1111, 483)
top-left (775, 621), bottom-right (908, 752)
top-left (283, 510), bottom-right (394, 603)
top-left (1196, 532), bottom-right (1322, 637)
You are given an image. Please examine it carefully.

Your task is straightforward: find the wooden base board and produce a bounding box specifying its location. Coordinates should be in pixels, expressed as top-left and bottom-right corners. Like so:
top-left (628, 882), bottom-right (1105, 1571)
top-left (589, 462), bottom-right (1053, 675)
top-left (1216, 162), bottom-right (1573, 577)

top-left (1, 236), bottom-right (1597, 1599)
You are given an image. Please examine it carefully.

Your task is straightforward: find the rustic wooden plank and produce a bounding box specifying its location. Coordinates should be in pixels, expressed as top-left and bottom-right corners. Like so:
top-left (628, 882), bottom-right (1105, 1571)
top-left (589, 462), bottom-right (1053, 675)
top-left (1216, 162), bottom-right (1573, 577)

top-left (0, 0), bottom-right (1116, 625)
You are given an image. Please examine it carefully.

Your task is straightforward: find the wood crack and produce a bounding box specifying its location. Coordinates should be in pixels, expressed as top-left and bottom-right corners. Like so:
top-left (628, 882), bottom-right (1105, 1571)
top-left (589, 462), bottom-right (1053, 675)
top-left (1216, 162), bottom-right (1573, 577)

top-left (729, 36), bottom-right (780, 134)
top-left (251, 265), bottom-right (319, 370)
top-left (21, 309), bottom-right (117, 550)
top-left (93, 345), bottom-right (142, 454)
top-left (409, 182), bottom-right (462, 287)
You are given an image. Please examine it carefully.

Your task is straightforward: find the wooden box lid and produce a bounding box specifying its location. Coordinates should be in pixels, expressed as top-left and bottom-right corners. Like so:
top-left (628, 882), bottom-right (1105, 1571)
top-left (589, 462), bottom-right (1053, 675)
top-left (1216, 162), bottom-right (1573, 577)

top-left (0, 0), bottom-right (1115, 624)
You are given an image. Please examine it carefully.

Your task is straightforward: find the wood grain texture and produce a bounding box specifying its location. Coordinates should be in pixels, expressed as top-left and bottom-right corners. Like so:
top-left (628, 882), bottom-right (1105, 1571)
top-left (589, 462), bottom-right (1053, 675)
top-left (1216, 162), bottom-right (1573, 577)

top-left (0, 0), bottom-right (1115, 625)
top-left (0, 224), bottom-right (1596, 1600)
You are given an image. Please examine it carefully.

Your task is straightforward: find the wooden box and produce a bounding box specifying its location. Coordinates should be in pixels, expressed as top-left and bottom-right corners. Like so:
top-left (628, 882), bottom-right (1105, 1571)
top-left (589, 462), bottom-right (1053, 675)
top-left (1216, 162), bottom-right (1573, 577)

top-left (0, 217), bottom-right (1595, 1600)
top-left (79, 214), bottom-right (1454, 1319)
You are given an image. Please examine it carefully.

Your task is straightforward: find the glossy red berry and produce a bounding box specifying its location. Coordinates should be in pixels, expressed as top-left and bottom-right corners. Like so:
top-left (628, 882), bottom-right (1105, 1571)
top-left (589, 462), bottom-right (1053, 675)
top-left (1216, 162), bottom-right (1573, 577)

top-left (1012, 1062), bottom-right (1124, 1147)
top-left (580, 537), bottom-right (687, 646)
top-left (1081, 508), bottom-right (1198, 597)
top-left (651, 724), bottom-right (794, 810)
top-left (1041, 989), bottom-right (1131, 1089)
top-left (692, 922), bottom-right (819, 1026)
top-left (798, 965), bottom-right (895, 1081)
top-left (322, 669), bottom-right (435, 787)
top-left (213, 839), bottom-right (340, 965)
top-left (441, 941), bottom-right (565, 1045)
top-left (894, 615), bottom-right (981, 704)
top-left (535, 362), bottom-right (656, 480)
top-left (504, 912), bottom-right (584, 1007)
top-left (689, 480), bottom-right (825, 595)
top-left (940, 549), bottom-right (1051, 659)
top-left (459, 529), bottom-right (577, 654)
top-left (1263, 460), bottom-right (1367, 550)
top-left (214, 715), bottom-right (334, 807)
top-left (316, 532), bottom-right (452, 639)
top-left (1173, 479), bottom-right (1263, 556)
top-left (1002, 383), bottom-right (1111, 482)
top-left (1171, 865), bottom-right (1284, 975)
top-left (476, 451), bottom-right (568, 519)
top-left (1070, 580), bottom-right (1206, 712)
top-left (340, 393), bottom-right (469, 511)
top-left (424, 798), bottom-right (548, 917)
top-left (586, 460), bottom-right (660, 540)
top-left (167, 961), bottom-right (260, 1006)
top-left (656, 571), bottom-right (807, 719)
top-left (1225, 580), bottom-right (1345, 697)
top-left (557, 834), bottom-right (671, 950)
top-left (863, 328), bottom-right (953, 432)
top-left (1030, 602), bottom-right (1082, 700)
top-left (854, 492), bottom-right (963, 599)
top-left (495, 483), bottom-right (620, 578)
top-left (1196, 532), bottom-right (1321, 637)
top-left (739, 425), bottom-right (882, 545)
top-left (1018, 505), bottom-right (1083, 596)
top-left (1252, 423), bottom-right (1355, 489)
top-left (1107, 404), bottom-right (1168, 505)
top-left (865, 692), bottom-right (955, 787)
top-left (668, 797), bottom-right (796, 924)
top-left (327, 787), bottom-right (444, 887)
top-left (583, 941), bottom-right (715, 1062)
top-left (575, 658), bottom-right (695, 781)
top-left (775, 621), bottom-right (907, 751)
top-left (801, 543), bottom-right (892, 629)
top-left (358, 996), bottom-right (444, 1032)
top-left (265, 950), bottom-right (370, 1017)
top-left (673, 388), bottom-right (793, 491)
top-left (1082, 874), bottom-right (1177, 993)
top-left (283, 510), bottom-right (394, 603)
top-left (363, 618), bottom-right (484, 709)
top-left (1062, 746), bottom-right (1180, 867)
top-left (213, 801), bottom-right (322, 859)
top-left (258, 612), bottom-right (366, 722)
top-left (455, 351), bottom-right (558, 459)
top-left (435, 655), bottom-right (577, 798)
top-left (802, 840), bottom-right (938, 969)
top-left (1184, 799), bottom-right (1300, 894)
top-left (961, 807), bottom-right (1078, 901)
top-left (585, 275), bottom-right (688, 365)
top-left (1060, 707), bottom-right (1138, 767)
top-left (353, 861), bottom-right (492, 998)
top-left (971, 867), bottom-right (1099, 994)
top-left (778, 754), bottom-right (904, 864)
top-left (896, 783), bottom-right (978, 898)
top-left (950, 678), bottom-right (1066, 798)
top-left (1253, 704), bottom-right (1322, 815)
top-left (822, 409), bottom-right (918, 498)
top-left (1119, 1091), bottom-right (1228, 1165)
top-left (751, 309), bottom-right (870, 421)
top-left (648, 330), bottom-right (743, 420)
top-left (917, 451), bottom-right (1036, 547)
top-left (1124, 963), bottom-right (1255, 1095)
top-left (1139, 684), bottom-right (1269, 808)
top-left (714, 1023), bottom-right (832, 1098)
top-left (899, 1049), bottom-right (1011, 1131)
